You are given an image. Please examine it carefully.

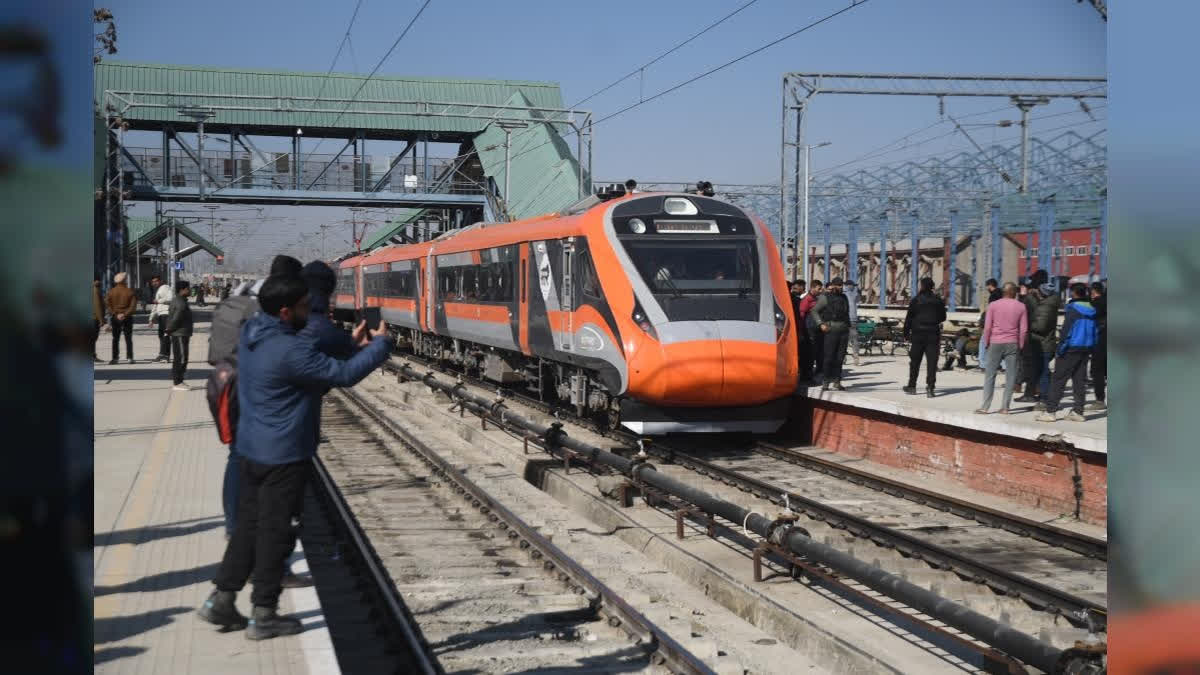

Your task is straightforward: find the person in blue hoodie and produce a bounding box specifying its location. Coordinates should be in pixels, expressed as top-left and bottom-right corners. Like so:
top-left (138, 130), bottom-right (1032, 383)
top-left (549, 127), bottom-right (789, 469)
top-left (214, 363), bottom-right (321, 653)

top-left (1037, 283), bottom-right (1098, 423)
top-left (198, 274), bottom-right (390, 639)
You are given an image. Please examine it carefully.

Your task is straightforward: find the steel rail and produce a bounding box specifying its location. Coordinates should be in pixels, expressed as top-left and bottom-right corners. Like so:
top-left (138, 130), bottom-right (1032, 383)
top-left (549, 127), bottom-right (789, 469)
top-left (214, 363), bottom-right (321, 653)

top-left (388, 361), bottom-right (1106, 675)
top-left (309, 452), bottom-right (440, 675)
top-left (384, 353), bottom-right (1104, 629)
top-left (641, 436), bottom-right (1107, 633)
top-left (756, 441), bottom-right (1107, 560)
top-left (336, 387), bottom-right (717, 675)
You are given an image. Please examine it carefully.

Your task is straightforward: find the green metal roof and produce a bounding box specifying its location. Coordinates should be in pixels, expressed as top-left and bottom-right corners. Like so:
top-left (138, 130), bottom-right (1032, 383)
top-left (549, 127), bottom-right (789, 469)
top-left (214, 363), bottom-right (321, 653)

top-left (125, 216), bottom-right (224, 259)
top-left (95, 61), bottom-right (567, 139)
top-left (474, 92), bottom-right (589, 220)
top-left (361, 209), bottom-right (424, 250)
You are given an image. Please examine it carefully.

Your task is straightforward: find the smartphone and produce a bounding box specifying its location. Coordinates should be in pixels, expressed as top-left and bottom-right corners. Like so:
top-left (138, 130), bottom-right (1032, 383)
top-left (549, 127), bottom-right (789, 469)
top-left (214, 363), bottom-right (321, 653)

top-left (362, 306), bottom-right (382, 328)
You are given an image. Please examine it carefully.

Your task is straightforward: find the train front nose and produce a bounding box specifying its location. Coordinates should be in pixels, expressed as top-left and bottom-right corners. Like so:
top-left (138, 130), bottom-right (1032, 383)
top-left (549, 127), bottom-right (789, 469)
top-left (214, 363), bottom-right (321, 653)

top-left (631, 321), bottom-right (790, 407)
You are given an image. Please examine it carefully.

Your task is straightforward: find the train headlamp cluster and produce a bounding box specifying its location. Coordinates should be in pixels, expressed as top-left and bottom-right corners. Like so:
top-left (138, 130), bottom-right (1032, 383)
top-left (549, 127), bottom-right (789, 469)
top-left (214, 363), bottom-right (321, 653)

top-left (774, 301), bottom-right (788, 342)
top-left (628, 218), bottom-right (647, 234)
top-left (663, 197), bottom-right (698, 216)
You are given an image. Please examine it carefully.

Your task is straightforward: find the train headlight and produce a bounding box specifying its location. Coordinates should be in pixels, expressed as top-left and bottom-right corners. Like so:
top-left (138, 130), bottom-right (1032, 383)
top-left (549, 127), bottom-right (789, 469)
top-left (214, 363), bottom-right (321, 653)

top-left (631, 300), bottom-right (658, 341)
top-left (663, 197), bottom-right (698, 216)
top-left (774, 301), bottom-right (789, 342)
top-left (628, 218), bottom-right (647, 234)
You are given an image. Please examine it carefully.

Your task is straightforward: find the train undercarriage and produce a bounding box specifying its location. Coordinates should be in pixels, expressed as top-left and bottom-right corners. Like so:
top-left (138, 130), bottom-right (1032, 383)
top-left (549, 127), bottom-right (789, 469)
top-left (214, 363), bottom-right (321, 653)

top-left (394, 327), bottom-right (623, 430)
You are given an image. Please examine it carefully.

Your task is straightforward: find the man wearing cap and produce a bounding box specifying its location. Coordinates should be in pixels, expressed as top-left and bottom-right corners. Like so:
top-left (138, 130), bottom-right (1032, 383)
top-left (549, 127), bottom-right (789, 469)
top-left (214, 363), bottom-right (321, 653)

top-left (813, 277), bottom-right (852, 391)
top-left (105, 272), bottom-right (137, 364)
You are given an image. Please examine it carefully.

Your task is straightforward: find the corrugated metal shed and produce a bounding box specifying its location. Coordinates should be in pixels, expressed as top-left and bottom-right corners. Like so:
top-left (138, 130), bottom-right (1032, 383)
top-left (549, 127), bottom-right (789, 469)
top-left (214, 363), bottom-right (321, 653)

top-left (361, 209), bottom-right (423, 250)
top-left (125, 216), bottom-right (157, 247)
top-left (474, 91), bottom-right (589, 221)
top-left (125, 216), bottom-right (224, 258)
top-left (95, 61), bottom-right (567, 139)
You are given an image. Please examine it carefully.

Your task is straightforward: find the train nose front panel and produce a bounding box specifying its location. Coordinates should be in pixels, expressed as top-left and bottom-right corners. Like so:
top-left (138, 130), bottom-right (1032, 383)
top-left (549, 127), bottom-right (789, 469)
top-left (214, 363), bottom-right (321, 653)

top-left (656, 321), bottom-right (725, 405)
top-left (716, 322), bottom-right (786, 404)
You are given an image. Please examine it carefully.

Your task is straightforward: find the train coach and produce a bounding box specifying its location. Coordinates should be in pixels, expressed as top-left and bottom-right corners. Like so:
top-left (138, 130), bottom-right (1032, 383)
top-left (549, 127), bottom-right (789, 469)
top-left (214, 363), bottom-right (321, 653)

top-left (334, 187), bottom-right (798, 434)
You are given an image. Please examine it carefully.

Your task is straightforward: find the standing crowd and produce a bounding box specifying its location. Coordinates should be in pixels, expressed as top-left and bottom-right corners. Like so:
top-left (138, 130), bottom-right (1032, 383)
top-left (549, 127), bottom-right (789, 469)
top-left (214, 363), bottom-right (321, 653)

top-left (786, 268), bottom-right (1107, 423)
top-left (195, 256), bottom-right (390, 640)
top-left (95, 260), bottom-right (391, 641)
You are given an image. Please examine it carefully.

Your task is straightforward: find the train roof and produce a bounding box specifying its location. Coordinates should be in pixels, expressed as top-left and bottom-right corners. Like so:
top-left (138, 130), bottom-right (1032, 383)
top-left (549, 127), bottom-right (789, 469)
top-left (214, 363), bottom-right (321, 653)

top-left (338, 191), bottom-right (746, 267)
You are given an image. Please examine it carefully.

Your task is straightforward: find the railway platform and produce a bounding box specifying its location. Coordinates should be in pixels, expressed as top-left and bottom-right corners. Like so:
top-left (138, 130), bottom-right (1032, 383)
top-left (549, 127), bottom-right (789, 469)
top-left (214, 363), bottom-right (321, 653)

top-left (792, 352), bottom-right (1108, 525)
top-left (93, 314), bottom-right (338, 674)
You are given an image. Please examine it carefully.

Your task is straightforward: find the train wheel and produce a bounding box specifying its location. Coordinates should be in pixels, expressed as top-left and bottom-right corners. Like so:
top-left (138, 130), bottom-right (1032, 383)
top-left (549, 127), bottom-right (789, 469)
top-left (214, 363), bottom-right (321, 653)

top-left (603, 406), bottom-right (621, 434)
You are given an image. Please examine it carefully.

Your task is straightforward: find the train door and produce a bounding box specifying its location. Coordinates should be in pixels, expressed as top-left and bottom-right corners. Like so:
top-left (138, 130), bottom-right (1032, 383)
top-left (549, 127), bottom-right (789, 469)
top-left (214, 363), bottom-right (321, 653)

top-left (355, 264), bottom-right (364, 317)
top-left (518, 243), bottom-right (530, 354)
top-left (425, 249), bottom-right (436, 333)
top-left (417, 257), bottom-right (428, 332)
top-left (560, 237), bottom-right (575, 352)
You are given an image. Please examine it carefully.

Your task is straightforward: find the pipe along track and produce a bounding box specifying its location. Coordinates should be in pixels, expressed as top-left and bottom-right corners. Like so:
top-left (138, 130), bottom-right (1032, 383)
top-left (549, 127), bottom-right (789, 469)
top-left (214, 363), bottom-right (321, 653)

top-left (752, 441), bottom-right (1107, 561)
top-left (627, 435), bottom-right (1108, 635)
top-left (332, 386), bottom-right (716, 675)
top-left (389, 361), bottom-right (1107, 675)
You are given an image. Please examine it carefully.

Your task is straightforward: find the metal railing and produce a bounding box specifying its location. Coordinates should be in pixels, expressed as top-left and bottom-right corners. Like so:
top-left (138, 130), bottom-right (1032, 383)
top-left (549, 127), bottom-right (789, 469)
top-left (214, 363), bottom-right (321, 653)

top-left (119, 147), bottom-right (484, 195)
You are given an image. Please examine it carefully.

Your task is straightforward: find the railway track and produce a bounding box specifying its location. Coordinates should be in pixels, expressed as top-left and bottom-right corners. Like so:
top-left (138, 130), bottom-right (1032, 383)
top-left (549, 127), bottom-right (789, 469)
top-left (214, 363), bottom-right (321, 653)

top-left (381, 355), bottom-right (1107, 672)
top-left (315, 388), bottom-right (713, 674)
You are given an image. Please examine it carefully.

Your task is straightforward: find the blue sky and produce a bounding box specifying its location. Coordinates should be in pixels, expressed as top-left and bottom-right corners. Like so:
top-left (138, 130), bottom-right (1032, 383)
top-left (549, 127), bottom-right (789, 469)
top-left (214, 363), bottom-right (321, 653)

top-left (107, 0), bottom-right (1104, 183)
top-left (106, 0), bottom-right (1105, 268)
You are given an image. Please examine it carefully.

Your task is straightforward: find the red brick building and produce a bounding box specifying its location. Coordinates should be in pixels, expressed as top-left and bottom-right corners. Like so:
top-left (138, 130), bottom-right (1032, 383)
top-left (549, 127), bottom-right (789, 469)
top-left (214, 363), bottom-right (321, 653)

top-left (1013, 228), bottom-right (1104, 279)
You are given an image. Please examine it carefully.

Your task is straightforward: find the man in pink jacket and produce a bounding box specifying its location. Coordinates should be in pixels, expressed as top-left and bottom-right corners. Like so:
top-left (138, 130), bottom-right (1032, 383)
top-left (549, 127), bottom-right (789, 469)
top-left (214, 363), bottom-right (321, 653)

top-left (976, 282), bottom-right (1027, 414)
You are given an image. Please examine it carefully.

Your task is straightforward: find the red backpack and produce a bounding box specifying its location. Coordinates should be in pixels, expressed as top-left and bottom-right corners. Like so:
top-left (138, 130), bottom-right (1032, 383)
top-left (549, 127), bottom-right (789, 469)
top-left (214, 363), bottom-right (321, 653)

top-left (205, 359), bottom-right (239, 444)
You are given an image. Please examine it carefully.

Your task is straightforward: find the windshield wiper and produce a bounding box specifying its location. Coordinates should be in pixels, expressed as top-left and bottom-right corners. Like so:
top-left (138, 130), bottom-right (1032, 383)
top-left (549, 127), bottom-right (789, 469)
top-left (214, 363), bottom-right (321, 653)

top-left (656, 272), bottom-right (684, 299)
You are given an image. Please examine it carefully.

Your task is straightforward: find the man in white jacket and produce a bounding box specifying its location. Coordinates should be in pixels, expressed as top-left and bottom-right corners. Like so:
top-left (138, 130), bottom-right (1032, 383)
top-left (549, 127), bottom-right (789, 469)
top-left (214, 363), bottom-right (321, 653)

top-left (147, 275), bottom-right (174, 362)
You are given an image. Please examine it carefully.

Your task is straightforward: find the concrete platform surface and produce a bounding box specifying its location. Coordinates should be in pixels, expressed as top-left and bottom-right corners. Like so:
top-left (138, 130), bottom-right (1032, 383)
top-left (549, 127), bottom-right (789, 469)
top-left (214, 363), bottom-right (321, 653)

top-left (800, 351), bottom-right (1107, 454)
top-left (94, 319), bottom-right (338, 674)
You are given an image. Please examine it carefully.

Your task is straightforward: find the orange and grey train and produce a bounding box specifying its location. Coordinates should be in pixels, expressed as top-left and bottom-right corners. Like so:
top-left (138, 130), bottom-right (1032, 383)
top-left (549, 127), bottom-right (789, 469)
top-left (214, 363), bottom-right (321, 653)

top-left (334, 191), bottom-right (798, 433)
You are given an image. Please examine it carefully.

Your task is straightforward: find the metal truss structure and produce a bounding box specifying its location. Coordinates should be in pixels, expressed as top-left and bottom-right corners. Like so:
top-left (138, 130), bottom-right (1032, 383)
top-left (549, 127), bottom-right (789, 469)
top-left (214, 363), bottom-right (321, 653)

top-left (97, 88), bottom-right (593, 282)
top-left (604, 124), bottom-right (1108, 311)
top-left (780, 72), bottom-right (1108, 292)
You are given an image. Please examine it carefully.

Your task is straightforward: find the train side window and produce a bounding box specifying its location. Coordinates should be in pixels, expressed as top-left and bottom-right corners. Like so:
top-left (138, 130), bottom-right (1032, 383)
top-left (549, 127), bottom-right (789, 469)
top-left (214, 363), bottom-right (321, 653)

top-left (438, 267), bottom-right (457, 298)
top-left (492, 261), bottom-right (513, 302)
top-left (461, 267), bottom-right (478, 300)
top-left (576, 250), bottom-right (601, 304)
top-left (520, 259), bottom-right (526, 303)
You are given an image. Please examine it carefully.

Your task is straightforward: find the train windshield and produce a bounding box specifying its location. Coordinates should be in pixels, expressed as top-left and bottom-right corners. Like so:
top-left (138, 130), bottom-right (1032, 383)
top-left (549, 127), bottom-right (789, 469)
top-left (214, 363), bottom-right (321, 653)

top-left (623, 239), bottom-right (760, 321)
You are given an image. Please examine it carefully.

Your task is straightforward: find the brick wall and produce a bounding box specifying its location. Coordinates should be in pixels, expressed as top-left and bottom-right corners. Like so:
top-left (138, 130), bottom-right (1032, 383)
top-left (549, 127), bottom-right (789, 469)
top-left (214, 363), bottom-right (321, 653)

top-left (786, 399), bottom-right (1108, 525)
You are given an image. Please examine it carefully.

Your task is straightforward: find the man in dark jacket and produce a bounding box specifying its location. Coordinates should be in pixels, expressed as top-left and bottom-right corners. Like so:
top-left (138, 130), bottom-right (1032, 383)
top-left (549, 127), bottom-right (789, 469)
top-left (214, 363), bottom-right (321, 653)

top-left (199, 275), bottom-right (390, 639)
top-left (1087, 281), bottom-right (1106, 410)
top-left (790, 280), bottom-right (811, 382)
top-left (300, 261), bottom-right (358, 359)
top-left (1028, 282), bottom-right (1061, 409)
top-left (800, 279), bottom-right (824, 381)
top-left (1037, 283), bottom-right (1098, 422)
top-left (813, 277), bottom-right (851, 391)
top-left (165, 280), bottom-right (194, 390)
top-left (91, 278), bottom-right (105, 362)
top-left (902, 277), bottom-right (947, 397)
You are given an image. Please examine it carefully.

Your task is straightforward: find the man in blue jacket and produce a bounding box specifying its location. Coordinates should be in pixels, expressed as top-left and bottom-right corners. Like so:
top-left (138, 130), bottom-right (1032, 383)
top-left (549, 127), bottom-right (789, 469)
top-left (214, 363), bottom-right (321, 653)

top-left (1037, 283), bottom-right (1098, 423)
top-left (198, 274), bottom-right (390, 639)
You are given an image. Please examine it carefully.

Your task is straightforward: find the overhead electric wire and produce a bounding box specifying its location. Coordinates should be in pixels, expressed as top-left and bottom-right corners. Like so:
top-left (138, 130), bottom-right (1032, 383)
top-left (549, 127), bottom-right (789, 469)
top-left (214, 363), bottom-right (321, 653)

top-left (301, 0), bottom-right (434, 158)
top-left (571, 0), bottom-right (760, 108)
top-left (299, 0), bottom-right (366, 132)
top-left (209, 0), bottom-right (430, 196)
top-left (495, 0), bottom-right (873, 172)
